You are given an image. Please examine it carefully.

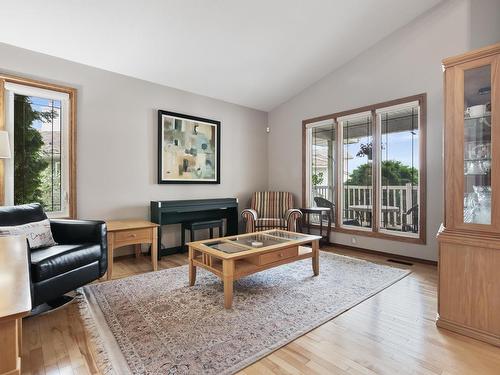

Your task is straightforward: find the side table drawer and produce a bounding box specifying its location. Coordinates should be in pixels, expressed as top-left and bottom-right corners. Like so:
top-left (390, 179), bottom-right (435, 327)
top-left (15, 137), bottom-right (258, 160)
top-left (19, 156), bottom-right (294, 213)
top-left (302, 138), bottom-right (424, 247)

top-left (114, 228), bottom-right (152, 246)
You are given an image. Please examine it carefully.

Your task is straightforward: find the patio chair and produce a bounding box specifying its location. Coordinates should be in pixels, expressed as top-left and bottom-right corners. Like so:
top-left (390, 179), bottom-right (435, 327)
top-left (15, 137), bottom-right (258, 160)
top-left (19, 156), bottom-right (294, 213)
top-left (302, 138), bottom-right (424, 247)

top-left (241, 191), bottom-right (302, 233)
top-left (313, 196), bottom-right (335, 224)
top-left (402, 204), bottom-right (418, 233)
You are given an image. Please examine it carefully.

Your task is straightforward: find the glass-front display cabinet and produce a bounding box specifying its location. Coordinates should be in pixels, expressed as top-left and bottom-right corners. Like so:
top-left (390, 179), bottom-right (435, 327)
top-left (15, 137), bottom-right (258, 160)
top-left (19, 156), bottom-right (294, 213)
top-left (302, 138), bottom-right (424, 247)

top-left (443, 51), bottom-right (499, 231)
top-left (437, 43), bottom-right (500, 347)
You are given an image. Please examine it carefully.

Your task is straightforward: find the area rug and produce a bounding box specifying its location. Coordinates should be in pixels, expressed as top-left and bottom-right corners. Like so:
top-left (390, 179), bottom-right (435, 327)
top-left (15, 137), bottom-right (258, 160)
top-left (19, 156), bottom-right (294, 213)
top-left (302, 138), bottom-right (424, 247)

top-left (78, 251), bottom-right (410, 375)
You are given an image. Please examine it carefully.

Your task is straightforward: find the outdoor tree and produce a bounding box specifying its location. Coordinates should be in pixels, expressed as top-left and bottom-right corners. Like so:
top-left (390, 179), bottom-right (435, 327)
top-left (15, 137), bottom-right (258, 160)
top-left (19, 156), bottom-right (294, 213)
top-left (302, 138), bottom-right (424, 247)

top-left (14, 95), bottom-right (55, 206)
top-left (312, 171), bottom-right (324, 186)
top-left (347, 160), bottom-right (418, 186)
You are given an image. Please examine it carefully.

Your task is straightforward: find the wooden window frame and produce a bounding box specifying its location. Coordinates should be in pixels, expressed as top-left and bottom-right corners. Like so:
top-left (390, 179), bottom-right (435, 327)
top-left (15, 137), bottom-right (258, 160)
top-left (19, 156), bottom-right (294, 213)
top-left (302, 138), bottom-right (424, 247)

top-left (302, 93), bottom-right (427, 244)
top-left (0, 73), bottom-right (77, 218)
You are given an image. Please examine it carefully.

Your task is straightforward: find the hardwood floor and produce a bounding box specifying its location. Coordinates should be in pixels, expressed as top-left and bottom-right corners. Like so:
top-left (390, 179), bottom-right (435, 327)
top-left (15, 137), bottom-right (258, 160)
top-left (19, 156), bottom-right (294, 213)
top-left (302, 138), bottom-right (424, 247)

top-left (21, 247), bottom-right (500, 375)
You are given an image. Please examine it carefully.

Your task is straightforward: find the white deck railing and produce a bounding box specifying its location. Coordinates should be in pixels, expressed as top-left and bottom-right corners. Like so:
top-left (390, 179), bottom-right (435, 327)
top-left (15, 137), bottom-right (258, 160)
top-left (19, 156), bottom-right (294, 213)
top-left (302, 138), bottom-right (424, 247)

top-left (312, 184), bottom-right (418, 229)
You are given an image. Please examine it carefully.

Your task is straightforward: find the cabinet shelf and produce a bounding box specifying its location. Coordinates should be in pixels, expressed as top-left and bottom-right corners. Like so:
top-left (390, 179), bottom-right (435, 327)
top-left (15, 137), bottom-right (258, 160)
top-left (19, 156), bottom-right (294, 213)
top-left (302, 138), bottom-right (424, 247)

top-left (464, 158), bottom-right (491, 162)
top-left (464, 113), bottom-right (491, 121)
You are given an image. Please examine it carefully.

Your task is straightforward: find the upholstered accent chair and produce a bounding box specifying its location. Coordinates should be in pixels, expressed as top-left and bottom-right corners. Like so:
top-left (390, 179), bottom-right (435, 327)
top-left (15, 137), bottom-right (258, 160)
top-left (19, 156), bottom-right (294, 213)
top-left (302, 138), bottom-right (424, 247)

top-left (241, 191), bottom-right (302, 232)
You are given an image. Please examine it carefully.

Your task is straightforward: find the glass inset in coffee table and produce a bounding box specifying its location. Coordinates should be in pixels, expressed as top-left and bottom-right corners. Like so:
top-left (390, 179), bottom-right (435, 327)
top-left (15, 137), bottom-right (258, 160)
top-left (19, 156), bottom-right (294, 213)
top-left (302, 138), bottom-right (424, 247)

top-left (187, 229), bottom-right (321, 309)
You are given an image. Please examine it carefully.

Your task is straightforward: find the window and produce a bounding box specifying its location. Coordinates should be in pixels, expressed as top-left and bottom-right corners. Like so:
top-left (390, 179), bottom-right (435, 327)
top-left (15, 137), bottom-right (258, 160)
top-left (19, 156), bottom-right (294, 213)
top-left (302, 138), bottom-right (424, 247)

top-left (1, 78), bottom-right (76, 218)
top-left (303, 94), bottom-right (426, 243)
top-left (306, 119), bottom-right (336, 225)
top-left (377, 102), bottom-right (420, 237)
top-left (339, 112), bottom-right (373, 229)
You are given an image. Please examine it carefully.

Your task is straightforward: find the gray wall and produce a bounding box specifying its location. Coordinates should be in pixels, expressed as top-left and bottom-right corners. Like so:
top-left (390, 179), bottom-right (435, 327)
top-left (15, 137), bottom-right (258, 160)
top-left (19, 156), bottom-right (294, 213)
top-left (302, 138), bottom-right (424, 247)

top-left (471, 0), bottom-right (500, 49)
top-left (1, 0), bottom-right (498, 260)
top-left (0, 42), bottom-right (268, 250)
top-left (267, 0), bottom-right (478, 261)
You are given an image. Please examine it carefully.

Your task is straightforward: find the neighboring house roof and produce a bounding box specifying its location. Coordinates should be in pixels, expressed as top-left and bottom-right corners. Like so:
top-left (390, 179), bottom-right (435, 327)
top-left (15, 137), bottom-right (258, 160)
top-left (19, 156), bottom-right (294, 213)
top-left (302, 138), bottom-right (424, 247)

top-left (41, 131), bottom-right (61, 155)
top-left (312, 146), bottom-right (329, 168)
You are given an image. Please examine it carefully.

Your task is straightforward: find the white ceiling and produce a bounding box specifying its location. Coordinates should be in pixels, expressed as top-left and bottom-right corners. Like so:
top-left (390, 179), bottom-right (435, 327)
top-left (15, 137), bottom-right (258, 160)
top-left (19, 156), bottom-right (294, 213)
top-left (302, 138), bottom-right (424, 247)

top-left (0, 0), bottom-right (442, 111)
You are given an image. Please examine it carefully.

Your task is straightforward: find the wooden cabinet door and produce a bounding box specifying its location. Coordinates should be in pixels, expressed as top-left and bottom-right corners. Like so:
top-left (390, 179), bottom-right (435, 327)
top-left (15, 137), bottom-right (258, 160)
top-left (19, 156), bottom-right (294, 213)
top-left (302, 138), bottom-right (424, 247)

top-left (444, 54), bottom-right (500, 232)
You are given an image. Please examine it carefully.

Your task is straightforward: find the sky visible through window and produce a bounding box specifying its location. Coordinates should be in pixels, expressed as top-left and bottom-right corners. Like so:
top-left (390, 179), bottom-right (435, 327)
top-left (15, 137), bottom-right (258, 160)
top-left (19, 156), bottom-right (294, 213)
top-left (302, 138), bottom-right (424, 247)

top-left (29, 96), bottom-right (61, 131)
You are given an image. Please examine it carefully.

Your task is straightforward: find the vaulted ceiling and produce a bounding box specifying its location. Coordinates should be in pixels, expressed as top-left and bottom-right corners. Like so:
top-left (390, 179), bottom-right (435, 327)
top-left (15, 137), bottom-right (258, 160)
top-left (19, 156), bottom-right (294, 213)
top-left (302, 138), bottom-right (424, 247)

top-left (0, 0), bottom-right (442, 111)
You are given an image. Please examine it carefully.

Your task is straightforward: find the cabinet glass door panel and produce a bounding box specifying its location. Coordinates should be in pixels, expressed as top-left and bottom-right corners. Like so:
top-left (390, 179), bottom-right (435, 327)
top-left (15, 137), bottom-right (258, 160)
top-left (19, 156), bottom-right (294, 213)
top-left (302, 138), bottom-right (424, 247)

top-left (463, 65), bottom-right (492, 224)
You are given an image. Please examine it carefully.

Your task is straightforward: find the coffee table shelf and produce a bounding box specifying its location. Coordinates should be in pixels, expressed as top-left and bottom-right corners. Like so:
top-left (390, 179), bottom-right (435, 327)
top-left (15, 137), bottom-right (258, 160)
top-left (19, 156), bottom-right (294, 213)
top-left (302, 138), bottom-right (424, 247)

top-left (193, 245), bottom-right (313, 280)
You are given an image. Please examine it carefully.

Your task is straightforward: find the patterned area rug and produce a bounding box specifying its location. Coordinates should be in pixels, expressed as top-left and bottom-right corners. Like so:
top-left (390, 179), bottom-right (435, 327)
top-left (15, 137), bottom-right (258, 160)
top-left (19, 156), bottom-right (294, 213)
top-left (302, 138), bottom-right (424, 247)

top-left (79, 251), bottom-right (410, 375)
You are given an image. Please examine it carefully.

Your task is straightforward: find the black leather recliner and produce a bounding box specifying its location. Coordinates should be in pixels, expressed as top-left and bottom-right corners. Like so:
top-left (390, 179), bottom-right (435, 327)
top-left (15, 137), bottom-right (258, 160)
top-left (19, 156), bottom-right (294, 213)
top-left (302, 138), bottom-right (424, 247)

top-left (0, 203), bottom-right (107, 307)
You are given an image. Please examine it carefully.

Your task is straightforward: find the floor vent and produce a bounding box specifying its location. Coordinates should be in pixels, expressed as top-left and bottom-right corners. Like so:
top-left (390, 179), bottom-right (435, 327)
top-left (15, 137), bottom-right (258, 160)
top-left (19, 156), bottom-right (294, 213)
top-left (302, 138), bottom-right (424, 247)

top-left (387, 258), bottom-right (413, 266)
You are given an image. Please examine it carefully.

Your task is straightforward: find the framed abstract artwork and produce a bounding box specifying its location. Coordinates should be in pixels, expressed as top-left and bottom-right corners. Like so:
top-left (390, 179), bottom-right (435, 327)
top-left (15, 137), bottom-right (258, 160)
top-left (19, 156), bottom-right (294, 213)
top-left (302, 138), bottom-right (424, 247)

top-left (158, 110), bottom-right (221, 184)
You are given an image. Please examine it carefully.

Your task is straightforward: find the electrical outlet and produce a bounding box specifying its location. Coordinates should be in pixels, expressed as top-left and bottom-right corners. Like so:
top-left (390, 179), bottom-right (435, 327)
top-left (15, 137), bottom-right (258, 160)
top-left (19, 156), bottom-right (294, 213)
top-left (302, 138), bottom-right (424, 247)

top-left (266, 127), bottom-right (270, 133)
top-left (351, 237), bottom-right (357, 244)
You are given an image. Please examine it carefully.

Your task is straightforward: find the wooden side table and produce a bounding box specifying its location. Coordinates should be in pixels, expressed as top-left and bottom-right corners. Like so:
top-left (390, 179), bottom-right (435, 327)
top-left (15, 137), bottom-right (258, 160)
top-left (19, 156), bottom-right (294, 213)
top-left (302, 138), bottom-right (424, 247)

top-left (106, 220), bottom-right (159, 280)
top-left (299, 207), bottom-right (332, 244)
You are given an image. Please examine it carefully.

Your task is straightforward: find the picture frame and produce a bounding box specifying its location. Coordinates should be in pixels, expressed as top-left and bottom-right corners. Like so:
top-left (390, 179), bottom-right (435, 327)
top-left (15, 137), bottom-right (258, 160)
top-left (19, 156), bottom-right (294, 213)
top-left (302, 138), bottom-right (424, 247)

top-left (157, 110), bottom-right (221, 184)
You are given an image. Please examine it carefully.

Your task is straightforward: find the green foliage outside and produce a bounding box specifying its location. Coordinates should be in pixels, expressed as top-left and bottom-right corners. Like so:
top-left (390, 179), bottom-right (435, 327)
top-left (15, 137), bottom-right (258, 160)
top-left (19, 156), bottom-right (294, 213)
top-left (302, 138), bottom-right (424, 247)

top-left (347, 160), bottom-right (418, 186)
top-left (14, 95), bottom-right (57, 209)
top-left (40, 164), bottom-right (61, 211)
top-left (312, 171), bottom-right (324, 186)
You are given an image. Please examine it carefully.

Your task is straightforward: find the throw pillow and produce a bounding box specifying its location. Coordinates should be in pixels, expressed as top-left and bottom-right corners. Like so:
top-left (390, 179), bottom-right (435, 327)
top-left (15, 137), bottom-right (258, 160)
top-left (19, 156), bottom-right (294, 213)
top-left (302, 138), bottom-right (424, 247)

top-left (0, 219), bottom-right (57, 249)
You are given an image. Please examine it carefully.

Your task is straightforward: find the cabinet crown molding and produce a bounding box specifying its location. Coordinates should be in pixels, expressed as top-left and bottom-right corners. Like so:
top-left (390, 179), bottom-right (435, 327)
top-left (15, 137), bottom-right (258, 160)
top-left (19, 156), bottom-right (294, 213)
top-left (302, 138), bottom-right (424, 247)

top-left (442, 42), bottom-right (500, 68)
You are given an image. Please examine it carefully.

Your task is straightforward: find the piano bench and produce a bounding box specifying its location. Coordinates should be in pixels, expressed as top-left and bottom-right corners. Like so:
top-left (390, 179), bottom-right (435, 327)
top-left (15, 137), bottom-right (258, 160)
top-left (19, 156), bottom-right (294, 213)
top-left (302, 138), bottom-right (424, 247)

top-left (182, 219), bottom-right (224, 251)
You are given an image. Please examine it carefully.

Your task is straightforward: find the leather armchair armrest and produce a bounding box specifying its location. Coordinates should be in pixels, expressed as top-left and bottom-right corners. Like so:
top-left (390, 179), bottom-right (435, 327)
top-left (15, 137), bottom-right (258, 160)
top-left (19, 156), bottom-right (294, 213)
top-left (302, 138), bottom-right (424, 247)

top-left (50, 219), bottom-right (107, 277)
top-left (284, 209), bottom-right (303, 232)
top-left (241, 209), bottom-right (258, 233)
top-left (50, 219), bottom-right (106, 244)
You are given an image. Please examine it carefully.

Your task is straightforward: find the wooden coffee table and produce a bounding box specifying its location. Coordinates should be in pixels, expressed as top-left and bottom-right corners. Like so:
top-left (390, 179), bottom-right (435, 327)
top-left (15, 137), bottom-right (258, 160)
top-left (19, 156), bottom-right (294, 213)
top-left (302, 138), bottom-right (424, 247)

top-left (187, 230), bottom-right (321, 309)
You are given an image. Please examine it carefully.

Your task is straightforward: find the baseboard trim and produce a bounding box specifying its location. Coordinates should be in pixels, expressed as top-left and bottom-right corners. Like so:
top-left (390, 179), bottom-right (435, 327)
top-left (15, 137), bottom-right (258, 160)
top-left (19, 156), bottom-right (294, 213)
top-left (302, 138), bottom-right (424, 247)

top-left (436, 317), bottom-right (500, 347)
top-left (327, 242), bottom-right (437, 266)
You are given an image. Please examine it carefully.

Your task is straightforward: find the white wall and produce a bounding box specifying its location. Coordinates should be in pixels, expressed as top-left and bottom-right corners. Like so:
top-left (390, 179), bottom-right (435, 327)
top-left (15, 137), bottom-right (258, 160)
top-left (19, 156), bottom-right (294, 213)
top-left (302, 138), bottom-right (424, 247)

top-left (267, 0), bottom-right (477, 261)
top-left (0, 42), bottom-right (268, 250)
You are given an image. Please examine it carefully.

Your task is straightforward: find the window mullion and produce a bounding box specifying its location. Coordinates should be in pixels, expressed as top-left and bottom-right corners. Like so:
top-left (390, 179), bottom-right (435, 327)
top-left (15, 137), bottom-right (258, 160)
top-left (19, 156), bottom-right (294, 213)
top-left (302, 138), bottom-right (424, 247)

top-left (372, 109), bottom-right (380, 233)
top-left (335, 117), bottom-right (342, 229)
